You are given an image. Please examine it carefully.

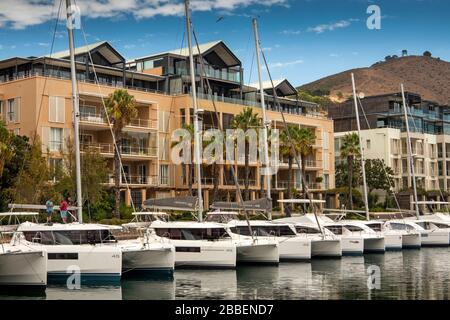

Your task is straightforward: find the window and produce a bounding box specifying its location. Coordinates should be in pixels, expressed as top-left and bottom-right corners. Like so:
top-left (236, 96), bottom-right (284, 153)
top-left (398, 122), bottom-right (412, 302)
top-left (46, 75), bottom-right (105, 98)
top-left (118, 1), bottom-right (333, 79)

top-left (160, 164), bottom-right (169, 185)
top-left (366, 139), bottom-right (371, 150)
top-left (13, 128), bottom-right (20, 135)
top-left (334, 138), bottom-right (341, 153)
top-left (295, 226), bottom-right (320, 234)
top-left (49, 158), bottom-right (63, 180)
top-left (49, 96), bottom-right (65, 123)
top-left (345, 225), bottom-right (364, 232)
top-left (230, 225), bottom-right (296, 237)
top-left (7, 98), bottom-right (20, 123)
top-left (324, 174), bottom-right (330, 189)
top-left (50, 127), bottom-right (63, 151)
top-left (80, 134), bottom-right (93, 145)
top-left (158, 111), bottom-right (170, 132)
top-left (23, 230), bottom-right (115, 245)
top-left (155, 228), bottom-right (230, 240)
top-left (0, 100), bottom-right (4, 120)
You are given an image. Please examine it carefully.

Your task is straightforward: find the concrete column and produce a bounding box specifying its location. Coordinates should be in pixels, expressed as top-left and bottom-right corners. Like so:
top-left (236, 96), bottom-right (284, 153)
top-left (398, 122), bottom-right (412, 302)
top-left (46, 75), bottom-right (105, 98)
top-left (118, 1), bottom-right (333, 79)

top-left (227, 192), bottom-right (231, 202)
top-left (125, 189), bottom-right (131, 207)
top-left (141, 189), bottom-right (147, 207)
top-left (279, 191), bottom-right (284, 215)
top-left (204, 190), bottom-right (209, 211)
top-left (170, 190), bottom-right (176, 197)
top-left (251, 191), bottom-right (256, 200)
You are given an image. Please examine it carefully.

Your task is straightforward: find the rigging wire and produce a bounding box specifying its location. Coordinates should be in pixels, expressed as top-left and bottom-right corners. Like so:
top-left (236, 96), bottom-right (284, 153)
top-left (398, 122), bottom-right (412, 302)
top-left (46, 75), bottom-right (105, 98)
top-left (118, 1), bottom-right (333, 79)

top-left (259, 38), bottom-right (325, 235)
top-left (191, 26), bottom-right (255, 239)
top-left (73, 0), bottom-right (136, 213)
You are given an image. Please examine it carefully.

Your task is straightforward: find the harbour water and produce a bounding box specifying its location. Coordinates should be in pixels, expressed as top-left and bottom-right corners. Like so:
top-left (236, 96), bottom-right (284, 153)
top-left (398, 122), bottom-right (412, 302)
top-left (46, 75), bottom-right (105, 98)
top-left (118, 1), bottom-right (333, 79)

top-left (2, 247), bottom-right (450, 300)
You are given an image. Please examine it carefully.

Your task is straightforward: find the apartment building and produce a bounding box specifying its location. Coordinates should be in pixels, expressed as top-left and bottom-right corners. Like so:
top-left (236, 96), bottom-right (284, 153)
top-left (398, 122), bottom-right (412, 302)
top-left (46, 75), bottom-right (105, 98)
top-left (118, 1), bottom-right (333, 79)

top-left (0, 40), bottom-right (335, 208)
top-left (330, 92), bottom-right (450, 194)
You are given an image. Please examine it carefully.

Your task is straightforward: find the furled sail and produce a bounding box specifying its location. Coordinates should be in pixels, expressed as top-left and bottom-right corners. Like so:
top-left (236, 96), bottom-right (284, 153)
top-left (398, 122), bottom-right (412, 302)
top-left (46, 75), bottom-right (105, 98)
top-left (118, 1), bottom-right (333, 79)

top-left (142, 196), bottom-right (198, 212)
top-left (210, 198), bottom-right (272, 212)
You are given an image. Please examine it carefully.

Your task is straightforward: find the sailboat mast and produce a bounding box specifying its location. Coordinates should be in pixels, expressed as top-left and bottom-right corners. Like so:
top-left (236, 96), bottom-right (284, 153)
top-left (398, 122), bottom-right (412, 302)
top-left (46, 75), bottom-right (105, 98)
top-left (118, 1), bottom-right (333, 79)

top-left (401, 84), bottom-right (420, 218)
top-left (184, 0), bottom-right (204, 221)
top-left (252, 18), bottom-right (272, 219)
top-left (351, 73), bottom-right (370, 221)
top-left (65, 0), bottom-right (83, 223)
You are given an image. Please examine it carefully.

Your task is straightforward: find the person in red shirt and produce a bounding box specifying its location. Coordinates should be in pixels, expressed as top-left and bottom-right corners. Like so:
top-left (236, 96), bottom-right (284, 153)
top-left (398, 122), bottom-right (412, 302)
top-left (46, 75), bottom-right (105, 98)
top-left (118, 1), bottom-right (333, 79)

top-left (60, 198), bottom-right (69, 224)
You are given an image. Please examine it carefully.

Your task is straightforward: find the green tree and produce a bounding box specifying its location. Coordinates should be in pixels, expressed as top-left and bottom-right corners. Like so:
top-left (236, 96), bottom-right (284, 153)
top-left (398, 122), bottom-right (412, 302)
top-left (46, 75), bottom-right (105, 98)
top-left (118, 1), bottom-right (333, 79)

top-left (231, 107), bottom-right (261, 200)
top-left (340, 133), bottom-right (360, 210)
top-left (171, 123), bottom-right (195, 196)
top-left (0, 132), bottom-right (31, 211)
top-left (365, 159), bottom-right (395, 194)
top-left (105, 89), bottom-right (138, 218)
top-left (0, 121), bottom-right (13, 178)
top-left (281, 125), bottom-right (315, 197)
top-left (12, 135), bottom-right (52, 204)
top-left (55, 138), bottom-right (109, 212)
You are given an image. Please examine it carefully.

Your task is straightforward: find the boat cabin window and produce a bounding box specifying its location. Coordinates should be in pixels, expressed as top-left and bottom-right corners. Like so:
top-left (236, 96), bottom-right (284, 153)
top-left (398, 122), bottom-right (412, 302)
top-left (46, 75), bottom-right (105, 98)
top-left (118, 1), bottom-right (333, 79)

top-left (389, 223), bottom-right (414, 231)
top-left (324, 226), bottom-right (342, 235)
top-left (431, 222), bottom-right (450, 229)
top-left (295, 226), bottom-right (320, 234)
top-left (23, 230), bottom-right (116, 245)
top-left (229, 225), bottom-right (296, 237)
top-left (344, 225), bottom-right (364, 232)
top-left (154, 228), bottom-right (230, 240)
top-left (366, 223), bottom-right (382, 232)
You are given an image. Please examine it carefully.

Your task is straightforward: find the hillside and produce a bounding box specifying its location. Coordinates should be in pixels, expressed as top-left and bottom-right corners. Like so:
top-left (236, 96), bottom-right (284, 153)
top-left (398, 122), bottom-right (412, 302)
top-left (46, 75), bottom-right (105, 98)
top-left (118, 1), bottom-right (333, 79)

top-left (299, 55), bottom-right (450, 105)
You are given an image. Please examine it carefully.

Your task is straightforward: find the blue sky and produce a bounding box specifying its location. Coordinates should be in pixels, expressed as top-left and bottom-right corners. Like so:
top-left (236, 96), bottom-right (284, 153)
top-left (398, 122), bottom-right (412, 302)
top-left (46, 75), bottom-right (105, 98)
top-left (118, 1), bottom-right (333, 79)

top-left (0, 0), bottom-right (449, 86)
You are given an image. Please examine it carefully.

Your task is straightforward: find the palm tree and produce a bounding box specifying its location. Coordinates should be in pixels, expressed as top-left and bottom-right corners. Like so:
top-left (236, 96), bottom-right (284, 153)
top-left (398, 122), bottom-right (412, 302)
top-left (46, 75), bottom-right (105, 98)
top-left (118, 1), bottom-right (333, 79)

top-left (203, 133), bottom-right (221, 203)
top-left (105, 89), bottom-right (137, 218)
top-left (340, 133), bottom-right (360, 210)
top-left (296, 128), bottom-right (316, 194)
top-left (171, 123), bottom-right (194, 196)
top-left (231, 107), bottom-right (261, 200)
top-left (280, 125), bottom-right (301, 199)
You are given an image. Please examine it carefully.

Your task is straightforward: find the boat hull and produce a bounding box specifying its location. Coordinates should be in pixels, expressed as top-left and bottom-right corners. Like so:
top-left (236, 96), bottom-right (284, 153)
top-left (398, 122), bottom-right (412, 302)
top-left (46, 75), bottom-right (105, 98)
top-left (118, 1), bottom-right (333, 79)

top-left (236, 241), bottom-right (279, 264)
top-left (341, 236), bottom-right (364, 255)
top-left (420, 230), bottom-right (450, 247)
top-left (402, 233), bottom-right (422, 249)
top-left (278, 237), bottom-right (311, 261)
top-left (383, 233), bottom-right (403, 251)
top-left (0, 247), bottom-right (47, 291)
top-left (171, 240), bottom-right (237, 269)
top-left (363, 237), bottom-right (385, 253)
top-left (42, 245), bottom-right (122, 284)
top-left (121, 242), bottom-right (175, 275)
top-left (311, 239), bottom-right (342, 258)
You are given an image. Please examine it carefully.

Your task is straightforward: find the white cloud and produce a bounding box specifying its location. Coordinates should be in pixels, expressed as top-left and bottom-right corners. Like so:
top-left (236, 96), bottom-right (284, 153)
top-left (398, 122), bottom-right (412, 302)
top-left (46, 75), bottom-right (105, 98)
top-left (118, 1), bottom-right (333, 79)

top-left (269, 59), bottom-right (303, 68)
top-left (0, 0), bottom-right (289, 29)
top-left (280, 29), bottom-right (301, 35)
top-left (38, 42), bottom-right (50, 47)
top-left (329, 53), bottom-right (340, 57)
top-left (307, 18), bottom-right (358, 34)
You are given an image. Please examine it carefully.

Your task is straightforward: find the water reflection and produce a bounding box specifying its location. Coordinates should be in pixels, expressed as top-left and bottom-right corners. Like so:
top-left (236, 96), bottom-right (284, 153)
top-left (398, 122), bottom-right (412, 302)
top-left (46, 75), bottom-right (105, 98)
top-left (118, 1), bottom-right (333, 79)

top-left (2, 249), bottom-right (450, 300)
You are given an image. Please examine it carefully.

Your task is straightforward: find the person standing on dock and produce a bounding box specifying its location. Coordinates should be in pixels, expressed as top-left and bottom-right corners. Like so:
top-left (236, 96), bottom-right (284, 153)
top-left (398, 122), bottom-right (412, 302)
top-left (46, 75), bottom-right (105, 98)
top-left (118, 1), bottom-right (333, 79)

top-left (60, 198), bottom-right (69, 224)
top-left (45, 199), bottom-right (54, 224)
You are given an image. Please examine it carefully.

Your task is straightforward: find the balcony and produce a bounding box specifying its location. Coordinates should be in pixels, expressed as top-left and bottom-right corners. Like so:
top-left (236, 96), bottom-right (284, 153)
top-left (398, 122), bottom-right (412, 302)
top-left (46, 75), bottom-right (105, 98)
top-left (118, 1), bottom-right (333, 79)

top-left (106, 174), bottom-right (158, 186)
top-left (81, 143), bottom-right (157, 158)
top-left (80, 112), bottom-right (157, 130)
top-left (273, 180), bottom-right (302, 190)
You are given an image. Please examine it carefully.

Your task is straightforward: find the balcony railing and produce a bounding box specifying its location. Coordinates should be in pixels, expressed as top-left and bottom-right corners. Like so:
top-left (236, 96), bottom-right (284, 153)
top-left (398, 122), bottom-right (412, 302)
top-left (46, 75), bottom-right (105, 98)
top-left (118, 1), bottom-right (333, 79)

top-left (80, 112), bottom-right (157, 130)
top-left (107, 174), bottom-right (158, 186)
top-left (81, 143), bottom-right (157, 157)
top-left (273, 180), bottom-right (302, 189)
top-left (1, 71), bottom-right (166, 95)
